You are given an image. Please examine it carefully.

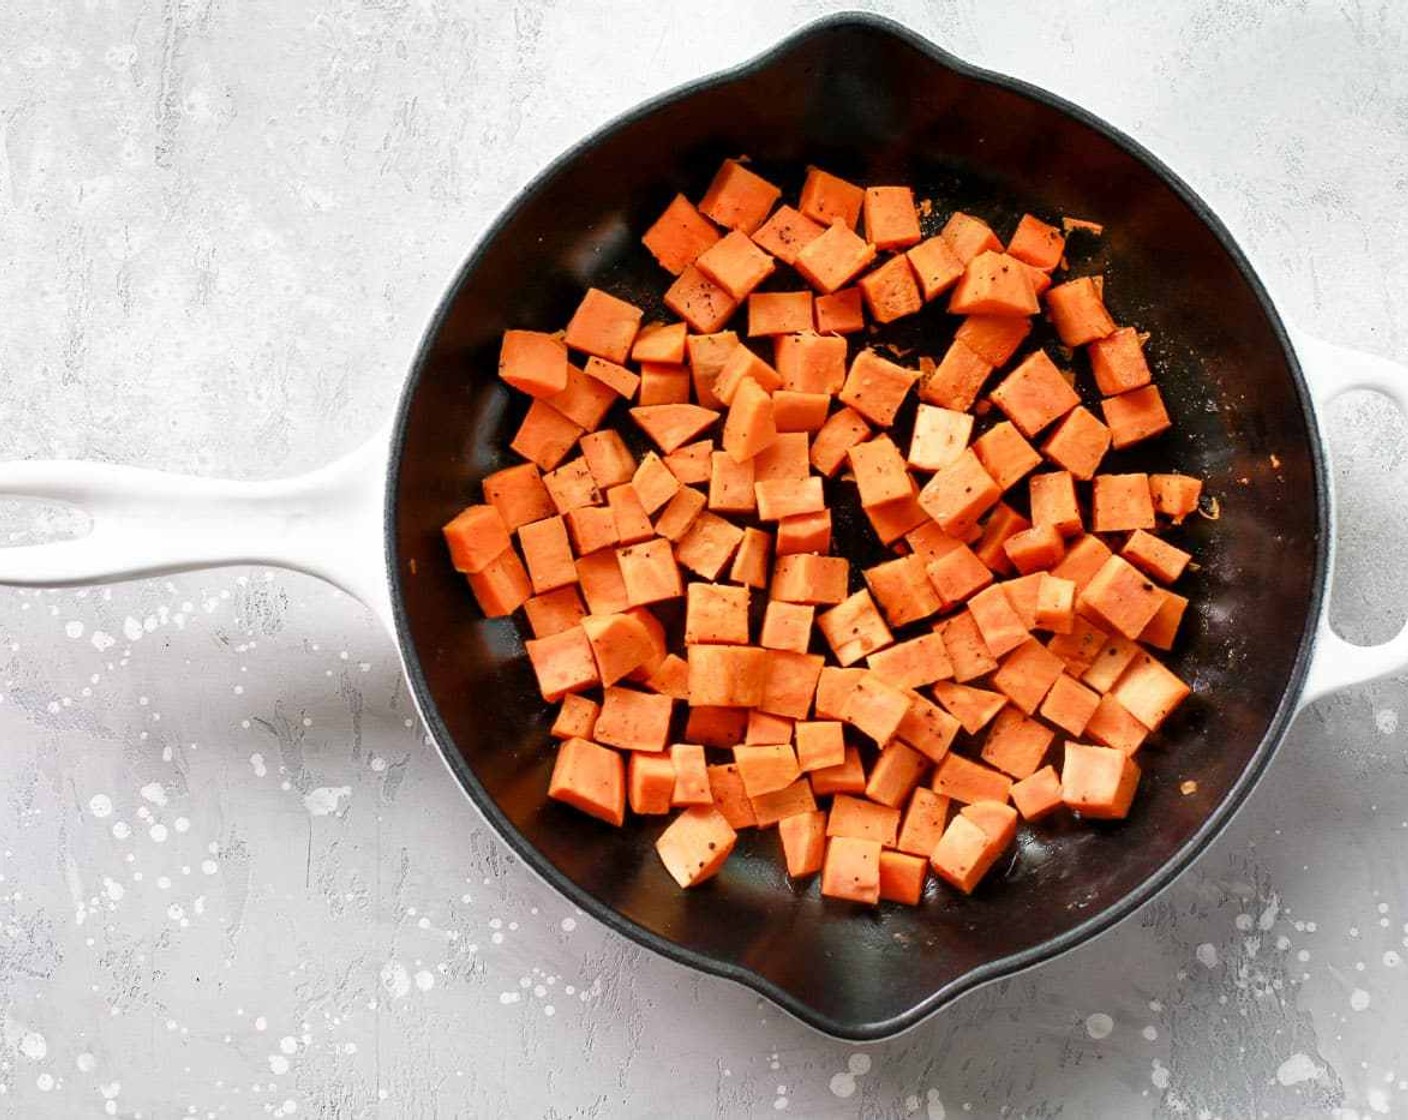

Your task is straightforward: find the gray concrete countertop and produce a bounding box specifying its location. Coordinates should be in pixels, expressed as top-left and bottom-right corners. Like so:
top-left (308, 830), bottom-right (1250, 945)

top-left (2, 2), bottom-right (1406, 1116)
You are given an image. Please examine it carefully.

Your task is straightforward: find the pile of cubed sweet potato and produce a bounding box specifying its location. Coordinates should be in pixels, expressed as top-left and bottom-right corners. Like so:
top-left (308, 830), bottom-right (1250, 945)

top-left (443, 158), bottom-right (1199, 904)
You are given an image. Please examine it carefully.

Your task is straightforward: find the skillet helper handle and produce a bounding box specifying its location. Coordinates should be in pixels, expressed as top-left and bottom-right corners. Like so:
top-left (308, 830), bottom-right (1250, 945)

top-left (1291, 328), bottom-right (1408, 703)
top-left (0, 431), bottom-right (393, 633)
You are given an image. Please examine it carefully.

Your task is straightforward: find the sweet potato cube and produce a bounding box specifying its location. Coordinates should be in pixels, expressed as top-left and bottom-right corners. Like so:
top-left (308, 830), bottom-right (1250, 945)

top-left (684, 582), bottom-right (749, 646)
top-left (821, 836), bottom-right (882, 904)
top-left (980, 706), bottom-right (1055, 779)
top-left (580, 611), bottom-right (657, 688)
top-left (564, 504), bottom-right (618, 560)
top-left (991, 349), bottom-right (1080, 437)
top-left (917, 450), bottom-right (1002, 538)
top-left (972, 503), bottom-right (1030, 576)
top-left (749, 778), bottom-right (819, 828)
top-left (1051, 534), bottom-right (1115, 595)
top-left (862, 185), bottom-right (922, 250)
top-left (1035, 573), bottom-right (1077, 633)
top-left (865, 553), bottom-right (945, 628)
top-left (936, 611), bottom-right (998, 682)
top-left (818, 590), bottom-right (894, 666)
top-left (616, 538), bottom-right (682, 606)
top-left (758, 600), bottom-right (813, 654)
top-left (810, 407), bottom-right (873, 477)
top-left (544, 363), bottom-right (618, 429)
top-left (548, 738), bottom-right (625, 826)
top-left (795, 720), bottom-right (845, 771)
top-left (644, 652), bottom-right (690, 699)
top-left (1110, 651), bottom-right (1190, 729)
top-left (525, 625), bottom-right (600, 701)
top-left (759, 649), bottom-right (825, 720)
top-left (1062, 742), bottom-right (1140, 819)
top-left (1040, 673), bottom-right (1101, 738)
top-left (582, 355), bottom-right (640, 401)
top-left (1006, 214), bottom-right (1065, 270)
top-left (1103, 384), bottom-right (1172, 449)
top-left (1045, 276), bottom-right (1116, 347)
top-left (685, 331), bottom-right (739, 409)
top-left (858, 254), bottom-right (923, 324)
top-left (518, 515), bottom-right (578, 594)
top-left (1047, 618), bottom-right (1110, 676)
top-left (1081, 633), bottom-right (1141, 693)
top-left (656, 805), bottom-right (737, 887)
top-left (908, 405), bottom-right (974, 472)
top-left (966, 584), bottom-right (1030, 659)
top-left (642, 194), bottom-right (721, 274)
top-left (675, 511), bottom-right (745, 580)
top-left (444, 504), bottom-right (513, 575)
top-left (687, 644), bottom-right (769, 708)
top-left (592, 686), bottom-right (672, 753)
top-left (1092, 473), bottom-right (1155, 533)
top-left (814, 287), bottom-right (866, 334)
top-left (543, 458), bottom-right (602, 516)
top-left (607, 484), bottom-right (654, 545)
top-left (940, 211), bottom-right (1003, 264)
top-left (483, 462), bottom-right (555, 532)
top-left (499, 329), bottom-right (569, 398)
top-left (972, 421), bottom-right (1041, 492)
top-left (748, 291), bottom-right (814, 337)
top-left (906, 234), bottom-right (964, 301)
top-left (551, 692), bottom-right (600, 742)
top-left (1084, 692), bottom-right (1150, 755)
top-left (864, 486), bottom-right (928, 545)
top-left (839, 349), bottom-right (917, 427)
top-left (1140, 589), bottom-right (1188, 651)
top-left (722, 377), bottom-right (777, 464)
top-left (896, 690), bottom-right (960, 762)
top-left (664, 264), bottom-right (739, 334)
top-left (897, 787), bottom-right (951, 856)
top-left (841, 672), bottom-right (910, 747)
top-left (794, 220), bottom-right (877, 293)
top-left (698, 159), bottom-right (781, 234)
top-left (652, 486), bottom-right (706, 543)
top-left (932, 753), bottom-right (1013, 805)
top-left (866, 741), bottom-right (930, 808)
top-left (799, 166), bottom-right (864, 228)
top-left (849, 435), bottom-right (911, 508)
top-left (1010, 765), bottom-right (1064, 821)
top-left (511, 400), bottom-right (583, 471)
top-left (773, 390), bottom-right (831, 433)
top-left (707, 763), bottom-right (758, 828)
top-left (632, 321), bottom-right (688, 365)
top-left (903, 518), bottom-right (966, 567)
top-left (925, 544), bottom-right (993, 607)
top-left (1122, 529), bottom-right (1191, 584)
top-left (628, 752), bottom-right (677, 815)
top-left (774, 331), bottom-right (847, 394)
top-left (574, 550), bottom-right (629, 615)
top-left (1149, 473), bottom-right (1204, 521)
top-left (754, 432), bottom-right (809, 486)
top-left (727, 526), bottom-right (772, 589)
top-left (686, 706), bottom-right (747, 748)
top-left (1079, 554), bottom-right (1163, 640)
top-left (878, 850), bottom-right (928, 905)
top-left (664, 439), bottom-right (714, 485)
top-left (637, 361), bottom-right (690, 407)
top-left (745, 710), bottom-right (794, 746)
top-left (755, 476), bottom-right (824, 521)
top-left (1003, 524), bottom-right (1066, 575)
top-left (733, 743), bottom-right (802, 799)
top-left (991, 638), bottom-right (1066, 715)
top-left (932, 681), bottom-right (1007, 735)
top-left (577, 430), bottom-right (635, 491)
top-left (809, 743), bottom-right (868, 797)
top-left (930, 804), bottom-right (1016, 894)
top-left (564, 288), bottom-right (642, 363)
top-left (709, 451), bottom-right (756, 514)
top-left (771, 553), bottom-right (849, 605)
top-left (671, 744), bottom-right (716, 803)
top-left (695, 229), bottom-right (775, 301)
top-left (777, 810), bottom-right (827, 877)
top-left (955, 314), bottom-right (1031, 367)
top-left (1002, 572), bottom-right (1043, 630)
top-left (1041, 406), bottom-right (1110, 481)
top-left (1088, 326), bottom-right (1152, 396)
top-left (1029, 471), bottom-right (1082, 538)
top-left (949, 251), bottom-right (1039, 316)
top-left (752, 204), bottom-right (826, 265)
top-left (827, 794), bottom-right (901, 846)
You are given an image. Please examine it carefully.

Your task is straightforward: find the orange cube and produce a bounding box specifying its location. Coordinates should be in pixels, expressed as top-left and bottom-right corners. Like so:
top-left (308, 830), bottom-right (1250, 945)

top-left (849, 434), bottom-right (912, 508)
top-left (632, 321), bottom-right (688, 365)
top-left (745, 709), bottom-right (794, 745)
top-left (896, 787), bottom-right (951, 856)
top-left (966, 584), bottom-right (1029, 659)
top-left (1029, 471), bottom-right (1082, 537)
top-left (652, 486), bottom-right (706, 543)
top-left (930, 802), bottom-right (1017, 894)
top-left (644, 652), bottom-right (690, 699)
top-left (543, 458), bottom-right (602, 515)
top-left (939, 211), bottom-right (1003, 264)
top-left (750, 778), bottom-right (819, 829)
top-left (1046, 618), bottom-right (1110, 676)
top-left (1122, 529), bottom-right (1191, 584)
top-left (773, 390), bottom-right (831, 432)
top-left (708, 763), bottom-right (758, 828)
top-left (444, 504), bottom-right (513, 575)
top-left (878, 850), bottom-right (928, 905)
top-left (816, 667), bottom-right (865, 716)
top-left (799, 166), bottom-right (864, 228)
top-left (637, 361), bottom-right (690, 407)
top-left (992, 638), bottom-right (1066, 715)
top-left (734, 743), bottom-right (802, 798)
top-left (675, 511), bottom-right (745, 580)
top-left (794, 220), bottom-right (877, 293)
top-left (684, 707), bottom-right (746, 749)
top-left (1010, 764), bottom-right (1064, 821)
top-left (748, 291), bottom-right (814, 336)
top-left (1041, 406), bottom-right (1110, 481)
top-left (591, 686), bottom-right (672, 753)
top-left (795, 720), bottom-right (845, 771)
top-left (919, 340), bottom-right (992, 413)
top-left (1003, 524), bottom-right (1066, 575)
top-left (896, 690), bottom-right (961, 762)
top-left (564, 288), bottom-right (642, 363)
top-left (777, 810), bottom-right (827, 877)
top-left (1084, 692), bottom-right (1150, 755)
top-left (518, 515), bottom-right (577, 594)
top-left (814, 287), bottom-right (866, 334)
top-left (932, 680), bottom-right (1008, 734)
top-left (630, 404), bottom-right (719, 457)
top-left (664, 264), bottom-right (739, 334)
top-left (1045, 276), bottom-right (1116, 347)
top-left (1002, 572), bottom-right (1044, 629)
top-left (949, 251), bottom-right (1039, 316)
top-left (906, 235), bottom-right (964, 301)
top-left (821, 836), bottom-right (882, 904)
top-left (955, 314), bottom-right (1032, 366)
top-left (1040, 673), bottom-right (1101, 737)
top-left (1087, 326), bottom-right (1152, 396)
top-left (838, 349), bottom-right (917, 427)
top-left (1051, 534), bottom-right (1115, 594)
top-left (980, 706), bottom-right (1055, 779)
top-left (580, 611), bottom-right (656, 687)
top-left (1062, 742), bottom-right (1140, 819)
top-left (774, 330), bottom-right (847, 394)
top-left (908, 405), bottom-right (974, 472)
top-left (1138, 590), bottom-right (1186, 651)
top-left (1078, 555), bottom-right (1164, 640)
top-left (817, 590), bottom-right (894, 666)
top-left (1006, 214), bottom-right (1065, 270)
top-left (664, 439), bottom-right (715, 485)
top-left (760, 600), bottom-right (815, 654)
top-left (972, 421), bottom-right (1042, 492)
top-left (809, 743), bottom-right (868, 797)
top-left (932, 753), bottom-right (1013, 805)
top-left (936, 611), bottom-right (999, 682)
top-left (544, 363), bottom-right (618, 429)
top-left (866, 741), bottom-right (930, 808)
top-left (862, 185), bottom-right (922, 249)
top-left (827, 794), bottom-right (901, 846)
top-left (716, 345), bottom-right (784, 404)
top-left (575, 549), bottom-right (629, 615)
top-left (698, 159), bottom-right (781, 233)
top-left (656, 805), bottom-right (738, 886)
top-left (990, 349), bottom-right (1080, 437)
top-left (1081, 633), bottom-right (1141, 693)
top-left (483, 462), bottom-right (556, 532)
top-left (1092, 473), bottom-right (1155, 533)
top-left (810, 407), bottom-right (873, 477)
top-left (755, 477), bottom-right (825, 521)
top-left (1149, 473), bottom-right (1204, 521)
top-left (1102, 384), bottom-right (1172, 449)
top-left (841, 672), bottom-right (911, 746)
top-left (607, 483), bottom-right (654, 544)
top-left (499, 329), bottom-right (569, 398)
top-left (723, 378), bottom-right (778, 464)
top-left (1109, 651), bottom-right (1190, 729)
top-left (686, 331), bottom-right (739, 408)
top-left (583, 354), bottom-right (641, 400)
top-left (972, 503), bottom-right (1031, 576)
top-left (926, 543), bottom-right (994, 607)
top-left (524, 625), bottom-right (600, 701)
top-left (753, 430), bottom-right (811, 482)
top-left (771, 553), bottom-right (849, 605)
top-left (1035, 573), bottom-right (1077, 633)
top-left (709, 451), bottom-right (756, 514)
top-left (696, 229), bottom-right (777, 301)
top-left (918, 449), bottom-right (1003, 536)
top-left (759, 649), bottom-right (826, 720)
top-left (642, 194), bottom-right (721, 275)
top-left (628, 752), bottom-right (678, 815)
top-left (864, 485), bottom-right (929, 546)
top-left (548, 737), bottom-right (625, 826)
top-left (728, 525), bottom-right (772, 588)
top-left (906, 519), bottom-right (967, 565)
top-left (752, 204), bottom-right (826, 265)
top-left (511, 399), bottom-right (583, 471)
top-left (684, 582), bottom-right (750, 645)
top-left (687, 644), bottom-right (769, 708)
top-left (858, 254), bottom-right (923, 323)
top-left (616, 538), bottom-right (683, 606)
top-left (579, 429), bottom-right (636, 489)
top-left (865, 554), bottom-right (944, 628)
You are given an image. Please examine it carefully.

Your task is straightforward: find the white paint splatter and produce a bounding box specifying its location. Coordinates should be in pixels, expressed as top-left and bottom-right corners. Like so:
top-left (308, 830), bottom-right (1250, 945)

top-left (1152, 1060), bottom-right (1171, 1090)
top-left (75, 1053), bottom-right (95, 1073)
top-left (1085, 1012), bottom-right (1114, 1039)
top-left (1235, 913), bottom-right (1253, 931)
top-left (303, 787), bottom-right (350, 817)
top-left (1385, 951), bottom-right (1402, 967)
top-left (148, 824), bottom-right (168, 843)
top-left (36, 1073), bottom-right (53, 1092)
top-left (268, 1055), bottom-right (289, 1075)
top-left (1258, 895), bottom-right (1280, 930)
top-left (1276, 1053), bottom-right (1323, 1086)
top-left (380, 960), bottom-right (411, 999)
top-left (1368, 1087), bottom-right (1391, 1114)
top-left (173, 817), bottom-right (189, 833)
top-left (201, 860), bottom-right (218, 875)
top-left (848, 1053), bottom-right (871, 1075)
top-left (560, 917), bottom-right (576, 932)
top-left (249, 753), bottom-right (267, 777)
top-left (498, 991), bottom-right (520, 1005)
top-left (122, 616), bottom-right (143, 642)
top-left (111, 821), bottom-right (130, 840)
top-left (925, 1088), bottom-right (945, 1120)
top-left (103, 878), bottom-right (124, 901)
top-left (279, 1036), bottom-right (297, 1055)
top-left (139, 783), bottom-right (167, 806)
top-left (1351, 988), bottom-right (1371, 1011)
top-left (1196, 942), bottom-right (1219, 968)
top-left (1142, 1025), bottom-right (1158, 1041)
top-left (64, 621), bottom-right (83, 639)
top-left (19, 1032), bottom-right (47, 1060)
top-left (90, 630), bottom-right (115, 651)
top-left (1376, 709), bottom-right (1398, 734)
top-left (414, 970), bottom-right (434, 992)
top-left (88, 794), bottom-right (112, 819)
top-left (828, 1073), bottom-right (856, 1098)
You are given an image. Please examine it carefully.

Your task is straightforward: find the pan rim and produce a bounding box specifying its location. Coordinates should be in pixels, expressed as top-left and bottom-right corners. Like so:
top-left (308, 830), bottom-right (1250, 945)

top-left (383, 10), bottom-right (1327, 1041)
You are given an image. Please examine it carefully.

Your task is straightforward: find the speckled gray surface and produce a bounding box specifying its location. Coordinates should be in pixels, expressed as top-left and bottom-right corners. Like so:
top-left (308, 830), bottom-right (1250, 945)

top-left (1, 2), bottom-right (1407, 1117)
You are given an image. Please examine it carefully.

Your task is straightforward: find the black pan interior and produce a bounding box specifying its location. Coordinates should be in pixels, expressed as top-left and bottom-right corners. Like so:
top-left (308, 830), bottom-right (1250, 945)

top-left (388, 15), bottom-right (1323, 1039)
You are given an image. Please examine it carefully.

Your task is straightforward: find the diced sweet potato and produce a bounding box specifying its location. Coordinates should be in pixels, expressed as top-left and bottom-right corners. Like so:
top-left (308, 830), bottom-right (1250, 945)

top-left (608, 483), bottom-right (655, 544)
top-left (771, 553), bottom-right (849, 605)
top-left (1045, 276), bottom-right (1116, 347)
top-left (707, 763), bottom-right (758, 828)
top-left (483, 462), bottom-right (555, 532)
top-left (1002, 572), bottom-right (1043, 629)
top-left (773, 390), bottom-right (831, 432)
top-left (664, 440), bottom-right (714, 486)
top-left (955, 314), bottom-right (1031, 367)
top-left (991, 638), bottom-right (1067, 715)
top-left (723, 377), bottom-right (778, 464)
top-left (799, 167), bottom-right (864, 228)
top-left (759, 649), bottom-right (825, 720)
top-left (616, 537), bottom-right (683, 607)
top-left (577, 430), bottom-right (635, 491)
top-left (575, 550), bottom-right (629, 615)
top-left (817, 589), bottom-right (894, 666)
top-left (935, 611), bottom-right (999, 682)
top-left (643, 194), bottom-right (721, 275)
top-left (519, 515), bottom-right (578, 595)
top-left (580, 612), bottom-right (655, 687)
top-left (858, 254), bottom-right (923, 323)
top-left (590, 686), bottom-right (672, 752)
top-left (919, 338), bottom-right (992, 412)
top-left (966, 584), bottom-right (1029, 659)
top-left (827, 794), bottom-right (901, 846)
top-left (980, 706), bottom-right (1055, 779)
top-left (1039, 673), bottom-right (1101, 738)
top-left (750, 778), bottom-right (818, 828)
top-left (896, 787), bottom-right (951, 856)
top-left (755, 476), bottom-right (825, 521)
top-left (972, 503), bottom-right (1030, 576)
top-left (926, 544), bottom-right (994, 608)
top-left (685, 331), bottom-right (739, 409)
top-left (686, 706), bottom-right (748, 748)
top-left (1046, 617), bottom-right (1110, 676)
top-left (629, 752), bottom-right (677, 815)
top-left (1091, 473), bottom-right (1155, 533)
top-left (745, 709), bottom-right (794, 745)
top-left (896, 690), bottom-right (961, 762)
top-left (550, 693), bottom-right (600, 741)
top-left (544, 363), bottom-right (618, 429)
top-left (583, 354), bottom-right (641, 401)
top-left (444, 504), bottom-right (513, 575)
top-left (499, 329), bottom-right (569, 398)
top-left (809, 742), bottom-right (868, 797)
top-left (972, 421), bottom-right (1042, 492)
top-left (1003, 524), bottom-right (1066, 575)
top-left (511, 400), bottom-right (584, 471)
top-left (1084, 692), bottom-right (1150, 755)
top-left (1102, 384), bottom-right (1172, 449)
top-left (821, 835), bottom-right (882, 904)
top-left (669, 744), bottom-right (711, 804)
top-left (652, 486), bottom-right (706, 543)
top-left (814, 287), bottom-right (866, 334)
top-left (838, 349), bottom-right (917, 427)
top-left (549, 737), bottom-right (625, 826)
top-left (734, 743), bottom-right (802, 798)
top-left (656, 805), bottom-right (737, 887)
top-left (1041, 405), bottom-right (1110, 481)
top-left (939, 211), bottom-right (1003, 264)
top-left (778, 810), bottom-right (827, 877)
top-left (752, 204), bottom-right (826, 265)
top-left (866, 741), bottom-right (930, 808)
top-left (878, 850), bottom-right (928, 905)
top-left (774, 331), bottom-right (847, 394)
top-left (908, 405), bottom-right (974, 472)
top-left (906, 235), bottom-right (964, 301)
top-left (675, 511), bottom-right (745, 580)
top-left (1006, 214), bottom-right (1065, 270)
top-left (1081, 633), bottom-right (1141, 693)
top-left (932, 682), bottom-right (1007, 738)
top-left (1122, 529), bottom-right (1191, 584)
top-left (728, 525), bottom-right (773, 589)
top-left (664, 264), bottom-right (739, 334)
top-left (708, 450), bottom-right (756, 514)
top-left (525, 625), bottom-right (600, 701)
top-left (865, 631), bottom-right (952, 690)
top-left (698, 159), bottom-right (781, 234)
top-left (1078, 554), bottom-right (1163, 639)
top-left (1139, 588), bottom-right (1188, 651)
top-left (632, 321), bottom-right (688, 365)
top-left (644, 652), bottom-right (690, 699)
top-left (564, 288), bottom-right (642, 364)
top-left (563, 504), bottom-right (617, 555)
top-left (543, 458), bottom-right (602, 515)
top-left (949, 251), bottom-right (1039, 316)
top-left (683, 582), bottom-right (749, 646)
top-left (696, 229), bottom-right (776, 301)
top-left (760, 600), bottom-right (815, 654)
top-left (810, 407), bottom-right (873, 477)
top-left (794, 220), bottom-right (877, 293)
top-left (1010, 765), bottom-right (1063, 821)
top-left (930, 802), bottom-right (1016, 894)
top-left (1087, 326), bottom-right (1152, 396)
top-left (1035, 573), bottom-right (1077, 633)
top-left (932, 753), bottom-right (1013, 805)
top-left (862, 185), bottom-right (922, 249)
top-left (687, 644), bottom-right (769, 708)
top-left (990, 349), bottom-right (1080, 438)
top-left (840, 672), bottom-right (910, 746)
top-left (795, 720), bottom-right (845, 771)
top-left (1149, 473), bottom-right (1203, 521)
top-left (1029, 471), bottom-right (1082, 538)
top-left (848, 435), bottom-right (910, 508)
top-left (864, 485), bottom-right (929, 545)
top-left (637, 361), bottom-right (691, 407)
top-left (1051, 534), bottom-right (1114, 595)
top-left (1109, 651), bottom-right (1190, 729)
top-left (1061, 742), bottom-right (1140, 819)
top-left (748, 290), bottom-right (814, 336)
top-left (752, 430), bottom-right (810, 481)
top-left (918, 449), bottom-right (1003, 537)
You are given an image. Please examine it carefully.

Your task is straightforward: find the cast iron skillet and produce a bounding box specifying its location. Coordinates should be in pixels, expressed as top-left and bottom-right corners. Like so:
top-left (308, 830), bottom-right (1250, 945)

top-left (387, 14), bottom-right (1324, 1039)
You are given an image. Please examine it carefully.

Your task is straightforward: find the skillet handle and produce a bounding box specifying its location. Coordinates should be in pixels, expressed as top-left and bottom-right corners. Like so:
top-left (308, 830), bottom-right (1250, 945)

top-left (1290, 328), bottom-right (1408, 704)
top-left (0, 430), bottom-right (394, 634)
